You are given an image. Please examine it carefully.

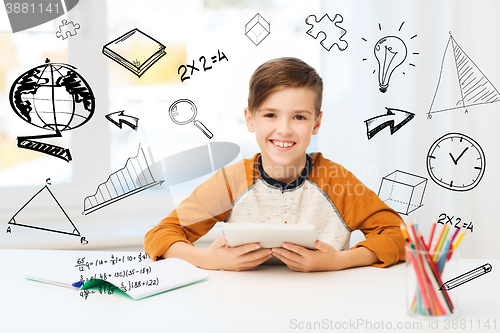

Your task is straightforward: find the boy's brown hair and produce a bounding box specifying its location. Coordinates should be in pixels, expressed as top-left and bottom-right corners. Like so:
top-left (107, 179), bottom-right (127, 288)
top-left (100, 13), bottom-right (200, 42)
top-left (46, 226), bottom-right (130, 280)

top-left (247, 57), bottom-right (323, 117)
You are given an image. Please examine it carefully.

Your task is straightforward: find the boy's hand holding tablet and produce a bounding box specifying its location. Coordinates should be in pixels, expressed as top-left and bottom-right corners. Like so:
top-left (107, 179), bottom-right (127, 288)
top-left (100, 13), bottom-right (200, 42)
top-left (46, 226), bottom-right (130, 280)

top-left (221, 223), bottom-right (377, 272)
top-left (205, 236), bottom-right (271, 271)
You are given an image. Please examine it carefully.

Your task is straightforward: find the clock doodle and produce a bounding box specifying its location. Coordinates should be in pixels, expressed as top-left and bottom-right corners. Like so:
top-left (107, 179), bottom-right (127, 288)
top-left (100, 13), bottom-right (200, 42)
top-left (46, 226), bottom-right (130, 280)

top-left (426, 133), bottom-right (485, 191)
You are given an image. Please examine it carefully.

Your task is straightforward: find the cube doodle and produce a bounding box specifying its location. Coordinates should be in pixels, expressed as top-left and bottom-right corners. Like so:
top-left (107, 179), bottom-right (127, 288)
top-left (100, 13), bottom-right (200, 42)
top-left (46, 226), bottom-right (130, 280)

top-left (305, 13), bottom-right (348, 51)
top-left (245, 13), bottom-right (270, 46)
top-left (377, 170), bottom-right (427, 215)
top-left (56, 19), bottom-right (81, 40)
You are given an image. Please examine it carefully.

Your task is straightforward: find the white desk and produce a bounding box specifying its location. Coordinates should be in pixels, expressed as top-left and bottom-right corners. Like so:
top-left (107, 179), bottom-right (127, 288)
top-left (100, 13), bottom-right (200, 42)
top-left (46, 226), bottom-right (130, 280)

top-left (0, 250), bottom-right (498, 333)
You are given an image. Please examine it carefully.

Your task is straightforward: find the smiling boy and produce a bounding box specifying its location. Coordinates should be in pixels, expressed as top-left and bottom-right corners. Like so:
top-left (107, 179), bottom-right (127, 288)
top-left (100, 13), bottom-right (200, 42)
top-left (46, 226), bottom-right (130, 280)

top-left (144, 57), bottom-right (406, 271)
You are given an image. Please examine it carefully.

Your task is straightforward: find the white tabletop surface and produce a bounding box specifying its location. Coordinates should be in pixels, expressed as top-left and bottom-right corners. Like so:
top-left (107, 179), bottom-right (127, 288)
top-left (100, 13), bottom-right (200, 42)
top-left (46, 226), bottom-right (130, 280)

top-left (0, 249), bottom-right (498, 333)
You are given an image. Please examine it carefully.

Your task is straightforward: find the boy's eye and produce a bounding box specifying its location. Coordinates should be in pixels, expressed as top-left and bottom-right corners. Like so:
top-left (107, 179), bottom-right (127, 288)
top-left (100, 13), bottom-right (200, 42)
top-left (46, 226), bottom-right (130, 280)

top-left (264, 113), bottom-right (276, 118)
top-left (294, 115), bottom-right (306, 120)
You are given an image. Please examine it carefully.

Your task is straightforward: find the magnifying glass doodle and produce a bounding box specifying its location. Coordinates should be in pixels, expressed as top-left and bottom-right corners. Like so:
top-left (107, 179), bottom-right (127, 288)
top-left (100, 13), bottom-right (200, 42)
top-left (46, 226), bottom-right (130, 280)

top-left (168, 99), bottom-right (213, 139)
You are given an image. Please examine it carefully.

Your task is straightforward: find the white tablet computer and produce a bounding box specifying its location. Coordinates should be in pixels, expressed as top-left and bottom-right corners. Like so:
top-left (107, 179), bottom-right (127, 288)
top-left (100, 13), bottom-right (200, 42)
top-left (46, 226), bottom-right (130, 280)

top-left (221, 223), bottom-right (318, 250)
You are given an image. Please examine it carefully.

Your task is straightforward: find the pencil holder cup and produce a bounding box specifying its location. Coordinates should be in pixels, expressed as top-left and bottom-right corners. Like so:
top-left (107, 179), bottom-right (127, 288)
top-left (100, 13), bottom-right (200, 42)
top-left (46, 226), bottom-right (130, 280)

top-left (405, 243), bottom-right (459, 319)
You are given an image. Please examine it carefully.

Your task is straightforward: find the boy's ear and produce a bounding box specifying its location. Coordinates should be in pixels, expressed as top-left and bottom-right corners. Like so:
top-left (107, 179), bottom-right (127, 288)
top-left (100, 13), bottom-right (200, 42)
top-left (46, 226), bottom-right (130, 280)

top-left (244, 107), bottom-right (255, 132)
top-left (312, 111), bottom-right (323, 135)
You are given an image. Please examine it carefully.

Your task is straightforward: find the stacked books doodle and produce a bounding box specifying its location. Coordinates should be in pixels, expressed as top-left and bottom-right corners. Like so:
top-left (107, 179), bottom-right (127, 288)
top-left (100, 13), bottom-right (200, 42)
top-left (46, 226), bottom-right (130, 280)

top-left (102, 28), bottom-right (166, 78)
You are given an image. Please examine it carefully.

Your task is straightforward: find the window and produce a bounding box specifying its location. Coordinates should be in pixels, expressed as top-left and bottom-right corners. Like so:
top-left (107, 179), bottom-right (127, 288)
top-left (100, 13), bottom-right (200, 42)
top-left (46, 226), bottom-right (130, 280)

top-left (1, 0), bottom-right (320, 249)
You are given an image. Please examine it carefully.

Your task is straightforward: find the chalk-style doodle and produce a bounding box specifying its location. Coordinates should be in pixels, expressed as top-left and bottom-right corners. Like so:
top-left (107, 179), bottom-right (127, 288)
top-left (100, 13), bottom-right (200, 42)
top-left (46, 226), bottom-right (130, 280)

top-left (440, 263), bottom-right (492, 290)
top-left (55, 19), bottom-right (80, 40)
top-left (245, 13), bottom-right (270, 46)
top-left (305, 13), bottom-right (348, 51)
top-left (144, 142), bottom-right (240, 187)
top-left (362, 22), bottom-right (418, 93)
top-left (177, 49), bottom-right (228, 82)
top-left (427, 33), bottom-right (500, 118)
top-left (9, 58), bottom-right (95, 162)
top-left (105, 110), bottom-right (139, 131)
top-left (426, 133), bottom-right (485, 192)
top-left (102, 28), bottom-right (166, 78)
top-left (168, 99), bottom-right (213, 139)
top-left (364, 107), bottom-right (415, 139)
top-left (7, 184), bottom-right (88, 245)
top-left (82, 145), bottom-right (164, 215)
top-left (378, 170), bottom-right (427, 215)
top-left (5, 0), bottom-right (80, 33)
top-left (437, 213), bottom-right (474, 232)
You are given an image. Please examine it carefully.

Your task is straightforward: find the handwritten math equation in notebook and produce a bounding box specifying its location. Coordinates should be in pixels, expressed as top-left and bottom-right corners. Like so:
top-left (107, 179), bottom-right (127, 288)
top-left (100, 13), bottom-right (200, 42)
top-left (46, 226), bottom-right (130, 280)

top-left (75, 253), bottom-right (148, 271)
top-left (75, 253), bottom-right (158, 300)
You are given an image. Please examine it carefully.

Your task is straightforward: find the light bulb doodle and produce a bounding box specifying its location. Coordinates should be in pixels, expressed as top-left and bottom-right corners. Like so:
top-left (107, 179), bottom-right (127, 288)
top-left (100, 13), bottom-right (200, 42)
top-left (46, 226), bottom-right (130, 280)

top-left (362, 22), bottom-right (418, 93)
top-left (374, 36), bottom-right (407, 93)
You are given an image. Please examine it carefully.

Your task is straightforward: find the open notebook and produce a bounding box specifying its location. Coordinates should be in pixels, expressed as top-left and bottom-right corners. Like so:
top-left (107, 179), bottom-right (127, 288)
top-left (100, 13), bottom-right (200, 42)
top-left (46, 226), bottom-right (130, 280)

top-left (26, 257), bottom-right (208, 301)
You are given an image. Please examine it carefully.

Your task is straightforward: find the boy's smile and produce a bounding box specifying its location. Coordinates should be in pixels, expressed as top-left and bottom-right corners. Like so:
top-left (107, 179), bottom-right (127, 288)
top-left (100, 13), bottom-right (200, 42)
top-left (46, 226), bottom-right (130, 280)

top-left (245, 87), bottom-right (322, 184)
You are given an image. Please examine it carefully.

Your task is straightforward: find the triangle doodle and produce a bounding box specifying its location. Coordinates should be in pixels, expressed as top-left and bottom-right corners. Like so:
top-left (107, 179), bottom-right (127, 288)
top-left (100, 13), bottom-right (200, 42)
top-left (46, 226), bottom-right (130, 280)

top-left (428, 34), bottom-right (500, 117)
top-left (8, 185), bottom-right (81, 237)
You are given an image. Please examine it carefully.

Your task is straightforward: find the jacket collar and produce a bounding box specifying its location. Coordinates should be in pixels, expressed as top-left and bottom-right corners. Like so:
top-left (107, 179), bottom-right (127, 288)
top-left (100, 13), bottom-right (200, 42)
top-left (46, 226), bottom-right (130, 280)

top-left (258, 154), bottom-right (311, 191)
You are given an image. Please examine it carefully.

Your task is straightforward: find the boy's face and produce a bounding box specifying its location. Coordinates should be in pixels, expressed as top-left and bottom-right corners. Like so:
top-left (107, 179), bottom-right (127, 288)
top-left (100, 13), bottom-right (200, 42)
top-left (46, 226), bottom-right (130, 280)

top-left (245, 86), bottom-right (322, 172)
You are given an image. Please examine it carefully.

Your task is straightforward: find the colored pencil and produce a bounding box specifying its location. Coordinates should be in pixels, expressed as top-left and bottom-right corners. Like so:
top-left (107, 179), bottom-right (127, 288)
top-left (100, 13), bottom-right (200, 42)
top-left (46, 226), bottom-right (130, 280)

top-left (433, 224), bottom-right (450, 261)
top-left (409, 220), bottom-right (438, 315)
top-left (415, 225), bottom-right (454, 313)
top-left (453, 230), bottom-right (465, 249)
top-left (405, 219), bottom-right (461, 316)
top-left (406, 245), bottom-right (432, 315)
top-left (438, 237), bottom-right (452, 272)
top-left (427, 219), bottom-right (437, 249)
top-left (432, 224), bottom-right (448, 252)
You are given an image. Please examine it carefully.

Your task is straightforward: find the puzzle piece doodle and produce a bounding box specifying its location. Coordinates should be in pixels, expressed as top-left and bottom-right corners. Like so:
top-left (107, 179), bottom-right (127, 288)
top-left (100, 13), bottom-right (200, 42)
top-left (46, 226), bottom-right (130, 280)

top-left (305, 14), bottom-right (348, 51)
top-left (56, 20), bottom-right (81, 40)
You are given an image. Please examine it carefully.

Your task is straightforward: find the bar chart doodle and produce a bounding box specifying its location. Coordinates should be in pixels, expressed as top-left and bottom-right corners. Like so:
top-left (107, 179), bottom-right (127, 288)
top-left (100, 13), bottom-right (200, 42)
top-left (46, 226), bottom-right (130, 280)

top-left (428, 33), bottom-right (500, 118)
top-left (82, 145), bottom-right (164, 215)
top-left (7, 184), bottom-right (87, 245)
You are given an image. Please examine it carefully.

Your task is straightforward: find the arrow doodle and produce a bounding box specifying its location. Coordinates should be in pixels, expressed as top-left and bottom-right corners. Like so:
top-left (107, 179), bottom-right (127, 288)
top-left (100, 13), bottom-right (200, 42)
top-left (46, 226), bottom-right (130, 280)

top-left (105, 111), bottom-right (139, 131)
top-left (364, 107), bottom-right (415, 140)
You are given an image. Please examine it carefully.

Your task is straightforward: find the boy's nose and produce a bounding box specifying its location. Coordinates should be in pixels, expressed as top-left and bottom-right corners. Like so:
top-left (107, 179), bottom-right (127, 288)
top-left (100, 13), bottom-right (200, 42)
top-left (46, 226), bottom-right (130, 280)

top-left (277, 119), bottom-right (293, 135)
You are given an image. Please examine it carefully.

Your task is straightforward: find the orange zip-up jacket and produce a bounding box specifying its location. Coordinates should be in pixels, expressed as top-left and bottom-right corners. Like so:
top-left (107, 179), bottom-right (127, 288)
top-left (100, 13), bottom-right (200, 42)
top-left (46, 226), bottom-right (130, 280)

top-left (145, 153), bottom-right (406, 267)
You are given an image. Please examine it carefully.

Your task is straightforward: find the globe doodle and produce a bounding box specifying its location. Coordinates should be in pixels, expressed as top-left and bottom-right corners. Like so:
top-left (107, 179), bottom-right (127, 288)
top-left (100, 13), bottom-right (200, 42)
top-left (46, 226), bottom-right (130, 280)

top-left (10, 58), bottom-right (95, 132)
top-left (9, 58), bottom-right (95, 162)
